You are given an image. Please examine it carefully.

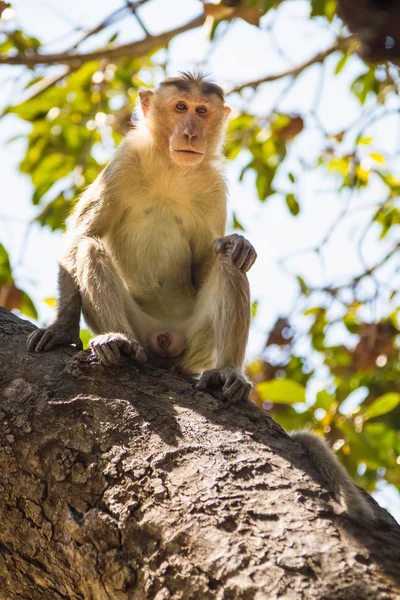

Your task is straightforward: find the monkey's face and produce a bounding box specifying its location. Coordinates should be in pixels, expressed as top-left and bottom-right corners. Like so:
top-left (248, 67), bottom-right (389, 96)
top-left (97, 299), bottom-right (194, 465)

top-left (167, 99), bottom-right (211, 166)
top-left (141, 84), bottom-right (230, 166)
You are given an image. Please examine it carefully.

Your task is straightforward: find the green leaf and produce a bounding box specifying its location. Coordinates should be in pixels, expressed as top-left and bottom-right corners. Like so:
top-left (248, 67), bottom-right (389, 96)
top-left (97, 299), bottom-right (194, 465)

top-left (20, 291), bottom-right (38, 320)
top-left (286, 193), bottom-right (300, 216)
top-left (232, 213), bottom-right (245, 231)
top-left (257, 379), bottom-right (306, 404)
top-left (0, 243), bottom-right (12, 284)
top-left (251, 300), bottom-right (259, 319)
top-left (315, 390), bottom-right (336, 411)
top-left (79, 328), bottom-right (93, 350)
top-left (335, 53), bottom-right (348, 75)
top-left (108, 31), bottom-right (119, 44)
top-left (363, 393), bottom-right (400, 421)
top-left (297, 276), bottom-right (309, 296)
top-left (343, 313), bottom-right (360, 334)
top-left (311, 0), bottom-right (335, 19)
top-left (357, 136), bottom-right (372, 145)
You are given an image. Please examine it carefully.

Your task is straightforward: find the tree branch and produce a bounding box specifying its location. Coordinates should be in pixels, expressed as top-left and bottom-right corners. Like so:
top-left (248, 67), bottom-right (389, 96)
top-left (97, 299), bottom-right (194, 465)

top-left (0, 14), bottom-right (205, 67)
top-left (228, 36), bottom-right (356, 94)
top-left (0, 307), bottom-right (399, 599)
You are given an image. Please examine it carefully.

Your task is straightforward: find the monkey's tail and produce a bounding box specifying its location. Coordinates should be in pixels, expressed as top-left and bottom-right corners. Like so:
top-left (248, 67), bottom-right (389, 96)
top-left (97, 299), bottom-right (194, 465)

top-left (291, 431), bottom-right (377, 526)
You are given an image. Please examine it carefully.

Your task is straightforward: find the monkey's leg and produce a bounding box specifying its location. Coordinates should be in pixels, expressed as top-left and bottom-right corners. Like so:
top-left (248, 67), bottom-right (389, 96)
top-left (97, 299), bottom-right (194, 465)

top-left (27, 266), bottom-right (83, 352)
top-left (75, 237), bottom-right (153, 366)
top-left (182, 246), bottom-right (253, 403)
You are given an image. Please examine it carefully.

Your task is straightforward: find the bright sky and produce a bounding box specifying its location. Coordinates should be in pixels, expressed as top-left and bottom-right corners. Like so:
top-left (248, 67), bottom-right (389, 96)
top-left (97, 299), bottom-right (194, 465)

top-left (0, 0), bottom-right (399, 519)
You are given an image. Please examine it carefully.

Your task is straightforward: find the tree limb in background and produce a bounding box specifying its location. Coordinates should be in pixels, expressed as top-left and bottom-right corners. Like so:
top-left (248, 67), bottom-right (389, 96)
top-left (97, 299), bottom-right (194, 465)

top-left (0, 14), bottom-right (205, 66)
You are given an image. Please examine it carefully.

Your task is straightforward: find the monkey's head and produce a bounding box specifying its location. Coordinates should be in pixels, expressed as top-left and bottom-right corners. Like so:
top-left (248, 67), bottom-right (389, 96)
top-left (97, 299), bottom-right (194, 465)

top-left (139, 72), bottom-right (231, 166)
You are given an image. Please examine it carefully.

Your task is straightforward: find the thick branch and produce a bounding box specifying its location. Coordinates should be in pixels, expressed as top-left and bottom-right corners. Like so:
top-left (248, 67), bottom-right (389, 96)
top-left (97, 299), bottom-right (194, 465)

top-left (0, 14), bottom-right (205, 67)
top-left (229, 36), bottom-right (356, 94)
top-left (0, 307), bottom-right (399, 600)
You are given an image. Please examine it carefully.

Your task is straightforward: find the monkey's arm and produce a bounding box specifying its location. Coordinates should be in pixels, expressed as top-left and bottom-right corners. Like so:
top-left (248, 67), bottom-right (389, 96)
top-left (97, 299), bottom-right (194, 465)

top-left (27, 175), bottom-right (115, 353)
top-left (194, 235), bottom-right (257, 403)
top-left (291, 431), bottom-right (377, 525)
top-left (27, 266), bottom-right (83, 352)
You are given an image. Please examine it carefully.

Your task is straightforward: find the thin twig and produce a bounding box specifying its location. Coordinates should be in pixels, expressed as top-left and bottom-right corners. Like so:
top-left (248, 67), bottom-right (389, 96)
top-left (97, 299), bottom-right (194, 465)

top-left (228, 36), bottom-right (355, 94)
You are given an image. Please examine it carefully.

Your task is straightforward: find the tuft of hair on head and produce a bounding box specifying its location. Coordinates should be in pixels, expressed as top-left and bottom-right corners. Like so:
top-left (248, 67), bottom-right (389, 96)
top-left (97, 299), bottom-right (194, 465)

top-left (160, 70), bottom-right (225, 101)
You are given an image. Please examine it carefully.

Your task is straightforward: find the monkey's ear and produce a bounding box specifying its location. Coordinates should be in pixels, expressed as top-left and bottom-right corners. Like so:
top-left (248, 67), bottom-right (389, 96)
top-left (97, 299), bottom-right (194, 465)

top-left (139, 90), bottom-right (154, 116)
top-left (224, 104), bottom-right (232, 117)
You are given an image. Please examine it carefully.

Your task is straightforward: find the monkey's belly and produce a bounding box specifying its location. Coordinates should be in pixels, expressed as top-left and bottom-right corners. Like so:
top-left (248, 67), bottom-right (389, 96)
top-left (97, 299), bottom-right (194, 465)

top-left (134, 286), bottom-right (195, 323)
top-left (112, 227), bottom-right (197, 322)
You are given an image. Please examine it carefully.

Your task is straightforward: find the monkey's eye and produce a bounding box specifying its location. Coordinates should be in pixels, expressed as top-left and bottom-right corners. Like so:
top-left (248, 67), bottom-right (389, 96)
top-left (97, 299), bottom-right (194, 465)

top-left (196, 106), bottom-right (207, 115)
top-left (176, 102), bottom-right (187, 112)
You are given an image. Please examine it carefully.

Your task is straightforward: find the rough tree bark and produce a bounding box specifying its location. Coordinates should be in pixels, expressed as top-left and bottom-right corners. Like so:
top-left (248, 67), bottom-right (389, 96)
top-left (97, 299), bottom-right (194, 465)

top-left (0, 307), bottom-right (399, 600)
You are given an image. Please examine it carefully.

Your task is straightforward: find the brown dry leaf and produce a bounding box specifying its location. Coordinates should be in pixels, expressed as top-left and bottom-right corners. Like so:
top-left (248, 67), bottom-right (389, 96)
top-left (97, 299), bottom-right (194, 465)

top-left (0, 281), bottom-right (22, 311)
top-left (234, 5), bottom-right (263, 26)
top-left (204, 2), bottom-right (262, 26)
top-left (0, 2), bottom-right (10, 17)
top-left (203, 4), bottom-right (234, 20)
top-left (275, 116), bottom-right (304, 141)
top-left (266, 317), bottom-right (293, 347)
top-left (352, 322), bottom-right (398, 371)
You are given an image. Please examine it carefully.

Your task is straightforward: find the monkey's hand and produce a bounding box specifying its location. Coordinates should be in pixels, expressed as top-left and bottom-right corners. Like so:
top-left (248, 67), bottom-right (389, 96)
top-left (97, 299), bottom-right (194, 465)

top-left (214, 234), bottom-right (257, 273)
top-left (90, 333), bottom-right (147, 367)
top-left (196, 367), bottom-right (252, 404)
top-left (27, 326), bottom-right (83, 353)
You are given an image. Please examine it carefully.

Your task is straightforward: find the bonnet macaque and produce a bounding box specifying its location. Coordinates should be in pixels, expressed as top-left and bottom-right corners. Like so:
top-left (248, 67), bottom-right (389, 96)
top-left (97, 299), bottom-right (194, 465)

top-left (27, 72), bottom-right (256, 403)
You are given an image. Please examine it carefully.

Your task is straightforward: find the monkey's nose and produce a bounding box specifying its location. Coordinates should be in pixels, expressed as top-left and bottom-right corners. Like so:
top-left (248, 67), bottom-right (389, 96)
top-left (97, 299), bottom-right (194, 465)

top-left (184, 130), bottom-right (197, 143)
top-left (157, 332), bottom-right (171, 351)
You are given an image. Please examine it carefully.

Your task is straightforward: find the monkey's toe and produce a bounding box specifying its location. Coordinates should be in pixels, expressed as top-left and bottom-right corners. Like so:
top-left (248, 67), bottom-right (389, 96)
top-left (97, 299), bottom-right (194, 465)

top-left (196, 367), bottom-right (251, 404)
top-left (27, 328), bottom-right (56, 352)
top-left (90, 338), bottom-right (121, 366)
top-left (133, 346), bottom-right (147, 365)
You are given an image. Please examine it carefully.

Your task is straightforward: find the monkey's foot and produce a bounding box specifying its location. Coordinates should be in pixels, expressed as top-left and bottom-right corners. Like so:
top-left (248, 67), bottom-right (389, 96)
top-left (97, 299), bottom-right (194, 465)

top-left (90, 333), bottom-right (147, 367)
top-left (214, 234), bottom-right (257, 273)
top-left (27, 327), bottom-right (83, 352)
top-left (196, 367), bottom-right (252, 404)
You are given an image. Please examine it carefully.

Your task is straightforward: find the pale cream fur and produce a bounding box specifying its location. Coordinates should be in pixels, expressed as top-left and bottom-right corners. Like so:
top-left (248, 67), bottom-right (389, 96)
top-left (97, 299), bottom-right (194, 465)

top-left (33, 74), bottom-right (255, 381)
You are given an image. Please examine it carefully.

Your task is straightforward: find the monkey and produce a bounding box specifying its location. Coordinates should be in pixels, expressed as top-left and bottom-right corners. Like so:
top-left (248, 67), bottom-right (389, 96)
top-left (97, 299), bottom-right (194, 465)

top-left (27, 72), bottom-right (257, 403)
top-left (291, 431), bottom-right (377, 525)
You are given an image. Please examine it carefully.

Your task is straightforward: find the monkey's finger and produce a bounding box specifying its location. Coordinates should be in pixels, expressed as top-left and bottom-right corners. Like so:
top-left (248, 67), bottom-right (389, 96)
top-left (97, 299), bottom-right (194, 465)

top-left (91, 346), bottom-right (114, 366)
top-left (27, 329), bottom-right (43, 351)
top-left (102, 342), bottom-right (121, 364)
top-left (232, 387), bottom-right (249, 404)
top-left (42, 334), bottom-right (63, 351)
top-left (214, 238), bottom-right (227, 254)
top-left (35, 330), bottom-right (56, 352)
top-left (236, 245), bottom-right (251, 270)
top-left (242, 383), bottom-right (252, 401)
top-left (133, 347), bottom-right (147, 365)
top-left (196, 370), bottom-right (222, 390)
top-left (240, 247), bottom-right (257, 272)
top-left (230, 237), bottom-right (245, 262)
top-left (223, 376), bottom-right (243, 401)
top-left (221, 371), bottom-right (239, 394)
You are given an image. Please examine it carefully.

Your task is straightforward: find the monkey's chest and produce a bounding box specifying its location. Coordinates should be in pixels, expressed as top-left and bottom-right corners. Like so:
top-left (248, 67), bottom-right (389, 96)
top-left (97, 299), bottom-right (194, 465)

top-left (112, 202), bottom-right (199, 301)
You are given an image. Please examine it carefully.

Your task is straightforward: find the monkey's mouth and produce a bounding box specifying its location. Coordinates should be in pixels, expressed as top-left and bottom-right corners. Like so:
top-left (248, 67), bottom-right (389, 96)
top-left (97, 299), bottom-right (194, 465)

top-left (171, 149), bottom-right (204, 156)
